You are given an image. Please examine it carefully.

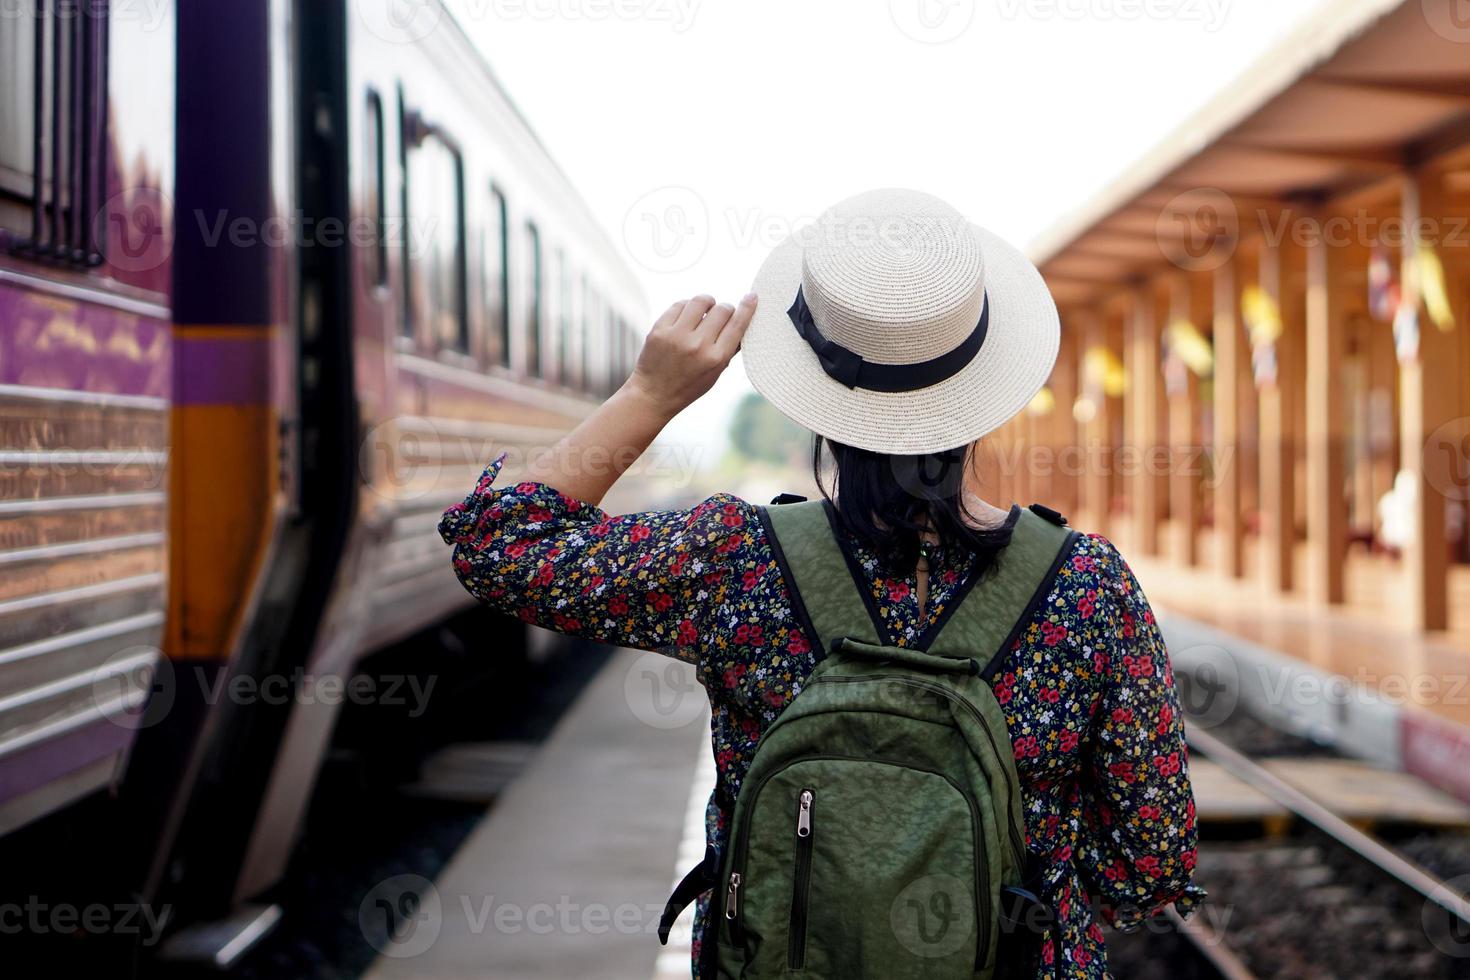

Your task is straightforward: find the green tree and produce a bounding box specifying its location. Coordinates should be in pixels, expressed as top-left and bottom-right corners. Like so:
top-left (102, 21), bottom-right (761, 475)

top-left (727, 392), bottom-right (808, 468)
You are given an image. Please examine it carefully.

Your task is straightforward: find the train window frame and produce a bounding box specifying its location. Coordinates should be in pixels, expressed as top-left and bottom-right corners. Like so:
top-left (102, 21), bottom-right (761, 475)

top-left (523, 219), bottom-right (543, 379)
top-left (580, 276), bottom-right (596, 395)
top-left (484, 183), bottom-right (510, 369)
top-left (400, 101), bottom-right (469, 357)
top-left (364, 88), bottom-right (388, 291)
top-left (395, 86), bottom-right (413, 349)
top-left (603, 304), bottom-right (619, 396)
top-left (556, 245), bottom-right (572, 388)
top-left (2, 1), bottom-right (111, 264)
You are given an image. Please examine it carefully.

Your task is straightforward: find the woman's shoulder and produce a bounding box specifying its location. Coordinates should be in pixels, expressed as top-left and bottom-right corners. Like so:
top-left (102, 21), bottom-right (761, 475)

top-left (1048, 526), bottom-right (1144, 598)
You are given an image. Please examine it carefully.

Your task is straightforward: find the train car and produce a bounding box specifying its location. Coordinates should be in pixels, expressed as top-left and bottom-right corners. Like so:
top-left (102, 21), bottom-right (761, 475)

top-left (0, 0), bottom-right (645, 965)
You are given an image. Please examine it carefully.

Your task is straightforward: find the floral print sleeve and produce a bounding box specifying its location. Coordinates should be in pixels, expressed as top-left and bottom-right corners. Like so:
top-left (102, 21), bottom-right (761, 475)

top-left (1073, 537), bottom-right (1203, 928)
top-left (437, 453), bottom-right (769, 666)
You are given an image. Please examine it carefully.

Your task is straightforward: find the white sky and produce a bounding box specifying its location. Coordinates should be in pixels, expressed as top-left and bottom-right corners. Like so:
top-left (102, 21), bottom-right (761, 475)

top-left (444, 0), bottom-right (1334, 462)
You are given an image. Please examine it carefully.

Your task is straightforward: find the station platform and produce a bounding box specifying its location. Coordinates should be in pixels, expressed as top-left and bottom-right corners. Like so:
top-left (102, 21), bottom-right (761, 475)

top-left (1128, 539), bottom-right (1470, 728)
top-left (1134, 554), bottom-right (1470, 809)
top-left (364, 648), bottom-right (709, 980)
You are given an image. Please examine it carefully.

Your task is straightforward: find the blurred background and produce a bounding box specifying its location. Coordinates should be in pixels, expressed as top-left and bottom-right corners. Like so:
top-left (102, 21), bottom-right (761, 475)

top-left (4, 0), bottom-right (1470, 977)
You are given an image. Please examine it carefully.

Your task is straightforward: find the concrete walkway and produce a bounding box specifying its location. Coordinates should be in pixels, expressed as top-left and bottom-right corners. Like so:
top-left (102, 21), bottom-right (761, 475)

top-left (365, 648), bottom-right (709, 980)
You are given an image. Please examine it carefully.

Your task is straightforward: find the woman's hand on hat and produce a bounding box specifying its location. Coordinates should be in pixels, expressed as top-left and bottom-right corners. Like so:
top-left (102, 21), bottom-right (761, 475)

top-left (625, 293), bottom-right (758, 419)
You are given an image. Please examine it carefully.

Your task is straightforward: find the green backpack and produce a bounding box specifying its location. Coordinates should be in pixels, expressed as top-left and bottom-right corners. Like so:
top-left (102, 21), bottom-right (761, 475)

top-left (659, 499), bottom-right (1078, 979)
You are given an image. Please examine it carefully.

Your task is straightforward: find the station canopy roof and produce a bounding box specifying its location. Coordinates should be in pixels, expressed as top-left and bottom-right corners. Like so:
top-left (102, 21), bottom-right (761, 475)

top-left (1032, 0), bottom-right (1470, 311)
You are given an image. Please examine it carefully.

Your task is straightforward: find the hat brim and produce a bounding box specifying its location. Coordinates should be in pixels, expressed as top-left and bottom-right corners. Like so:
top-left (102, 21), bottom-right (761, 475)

top-left (741, 223), bottom-right (1060, 455)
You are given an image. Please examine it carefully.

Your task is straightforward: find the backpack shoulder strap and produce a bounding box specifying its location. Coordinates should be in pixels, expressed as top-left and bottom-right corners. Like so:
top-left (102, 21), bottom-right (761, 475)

top-left (757, 499), bottom-right (881, 654)
top-left (925, 506), bottom-right (1080, 680)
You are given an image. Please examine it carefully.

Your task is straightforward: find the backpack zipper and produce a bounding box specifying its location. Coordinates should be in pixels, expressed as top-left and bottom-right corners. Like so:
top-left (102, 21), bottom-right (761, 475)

top-left (789, 789), bottom-right (815, 969)
top-left (723, 755), bottom-right (991, 968)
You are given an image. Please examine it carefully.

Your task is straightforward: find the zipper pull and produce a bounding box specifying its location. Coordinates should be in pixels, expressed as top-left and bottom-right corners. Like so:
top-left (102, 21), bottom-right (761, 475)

top-left (797, 789), bottom-right (813, 838)
top-left (725, 872), bottom-right (741, 920)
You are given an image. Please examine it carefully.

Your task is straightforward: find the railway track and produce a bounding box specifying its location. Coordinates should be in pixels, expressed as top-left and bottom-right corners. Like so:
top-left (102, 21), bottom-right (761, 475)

top-left (1172, 719), bottom-right (1470, 978)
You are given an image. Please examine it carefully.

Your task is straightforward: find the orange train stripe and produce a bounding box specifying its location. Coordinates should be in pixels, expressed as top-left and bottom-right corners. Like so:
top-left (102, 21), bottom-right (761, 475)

top-left (165, 402), bottom-right (279, 662)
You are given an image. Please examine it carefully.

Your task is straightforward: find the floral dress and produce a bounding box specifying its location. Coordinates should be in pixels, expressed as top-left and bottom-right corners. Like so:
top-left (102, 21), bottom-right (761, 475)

top-left (439, 455), bottom-right (1204, 979)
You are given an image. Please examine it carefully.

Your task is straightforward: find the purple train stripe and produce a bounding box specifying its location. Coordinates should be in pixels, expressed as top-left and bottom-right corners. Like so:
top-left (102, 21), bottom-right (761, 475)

top-left (174, 329), bottom-right (272, 407)
top-left (0, 280), bottom-right (169, 401)
top-left (0, 717), bottom-right (134, 803)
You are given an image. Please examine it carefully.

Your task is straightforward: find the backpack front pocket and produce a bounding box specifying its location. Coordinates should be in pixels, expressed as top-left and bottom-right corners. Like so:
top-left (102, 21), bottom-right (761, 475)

top-left (788, 788), bottom-right (815, 969)
top-left (724, 756), bottom-right (999, 978)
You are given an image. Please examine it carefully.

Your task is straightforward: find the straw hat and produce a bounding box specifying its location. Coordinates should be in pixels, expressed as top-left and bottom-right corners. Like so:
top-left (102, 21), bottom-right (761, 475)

top-left (743, 188), bottom-right (1059, 455)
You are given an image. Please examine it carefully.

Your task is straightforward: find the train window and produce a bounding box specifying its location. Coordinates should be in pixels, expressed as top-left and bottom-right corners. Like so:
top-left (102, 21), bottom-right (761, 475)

top-left (580, 278), bottom-right (596, 394)
top-left (625, 318), bottom-right (637, 382)
top-left (557, 247), bottom-right (572, 386)
top-left (404, 117), bottom-right (467, 351)
top-left (604, 306), bottom-right (619, 395)
top-left (1, 2), bottom-right (110, 261)
top-left (524, 220), bottom-right (543, 377)
top-left (483, 185), bottom-right (509, 367)
top-left (364, 89), bottom-right (387, 287)
top-left (0, 11), bottom-right (36, 202)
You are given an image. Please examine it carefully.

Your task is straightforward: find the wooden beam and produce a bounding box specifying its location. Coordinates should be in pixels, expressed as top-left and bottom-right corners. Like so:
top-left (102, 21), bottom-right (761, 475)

top-left (1312, 74), bottom-right (1470, 105)
top-left (1214, 251), bottom-right (1247, 578)
top-left (1220, 139), bottom-right (1404, 175)
top-left (1304, 209), bottom-right (1350, 606)
top-left (1400, 167), bottom-right (1456, 631)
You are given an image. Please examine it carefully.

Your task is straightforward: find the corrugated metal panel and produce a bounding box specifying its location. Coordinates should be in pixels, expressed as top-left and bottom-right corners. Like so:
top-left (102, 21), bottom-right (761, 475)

top-left (0, 384), bottom-right (167, 827)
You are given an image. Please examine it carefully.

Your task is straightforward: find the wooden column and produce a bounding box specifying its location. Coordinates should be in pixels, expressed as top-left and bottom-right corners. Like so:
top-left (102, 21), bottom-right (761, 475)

top-left (1128, 284), bottom-right (1164, 555)
top-left (1167, 275), bottom-right (1204, 566)
top-left (1400, 168), bottom-right (1455, 631)
top-left (1055, 328), bottom-right (1081, 519)
top-left (1304, 209), bottom-right (1349, 606)
top-left (1029, 411), bottom-right (1040, 511)
top-left (1079, 310), bottom-right (1111, 536)
top-left (1257, 237), bottom-right (1304, 594)
top-left (1214, 252), bottom-right (1246, 578)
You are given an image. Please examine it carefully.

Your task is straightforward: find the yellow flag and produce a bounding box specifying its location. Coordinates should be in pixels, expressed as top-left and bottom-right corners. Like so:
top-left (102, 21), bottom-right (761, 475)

top-left (1417, 245), bottom-right (1455, 332)
top-left (1083, 346), bottom-right (1128, 397)
top-left (1166, 319), bottom-right (1215, 378)
top-left (1241, 285), bottom-right (1283, 346)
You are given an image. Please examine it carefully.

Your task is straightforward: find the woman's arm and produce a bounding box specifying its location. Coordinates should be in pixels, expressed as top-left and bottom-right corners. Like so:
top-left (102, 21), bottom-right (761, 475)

top-left (437, 289), bottom-right (771, 663)
top-left (522, 292), bottom-right (758, 506)
top-left (1076, 538), bottom-right (1204, 927)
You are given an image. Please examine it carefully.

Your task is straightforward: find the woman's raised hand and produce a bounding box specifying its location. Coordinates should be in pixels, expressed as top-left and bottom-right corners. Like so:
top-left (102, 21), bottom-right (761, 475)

top-left (626, 293), bottom-right (758, 419)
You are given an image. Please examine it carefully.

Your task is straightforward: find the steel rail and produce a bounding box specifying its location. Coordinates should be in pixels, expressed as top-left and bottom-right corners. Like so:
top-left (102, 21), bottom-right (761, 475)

top-left (1187, 725), bottom-right (1470, 929)
top-left (1166, 905), bottom-right (1260, 980)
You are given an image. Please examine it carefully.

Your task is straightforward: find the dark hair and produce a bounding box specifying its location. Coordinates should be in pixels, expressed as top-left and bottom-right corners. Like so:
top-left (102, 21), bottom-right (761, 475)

top-left (813, 436), bottom-right (1014, 577)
